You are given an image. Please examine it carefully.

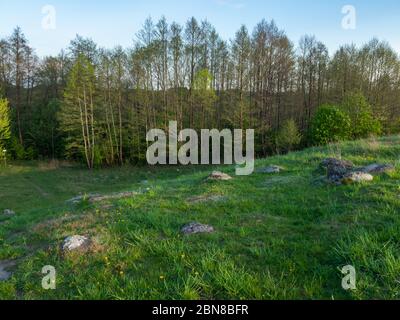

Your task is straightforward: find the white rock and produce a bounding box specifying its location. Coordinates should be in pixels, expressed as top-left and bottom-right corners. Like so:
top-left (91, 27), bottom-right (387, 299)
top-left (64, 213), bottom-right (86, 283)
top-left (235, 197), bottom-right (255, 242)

top-left (181, 223), bottom-right (215, 235)
top-left (342, 172), bottom-right (374, 184)
top-left (62, 235), bottom-right (91, 252)
top-left (208, 171), bottom-right (233, 181)
top-left (2, 209), bottom-right (15, 216)
top-left (361, 164), bottom-right (395, 174)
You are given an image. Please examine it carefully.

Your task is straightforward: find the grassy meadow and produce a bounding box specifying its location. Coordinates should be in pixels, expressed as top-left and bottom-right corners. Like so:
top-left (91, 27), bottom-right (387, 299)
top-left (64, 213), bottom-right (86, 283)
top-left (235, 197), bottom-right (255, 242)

top-left (1, 136), bottom-right (400, 300)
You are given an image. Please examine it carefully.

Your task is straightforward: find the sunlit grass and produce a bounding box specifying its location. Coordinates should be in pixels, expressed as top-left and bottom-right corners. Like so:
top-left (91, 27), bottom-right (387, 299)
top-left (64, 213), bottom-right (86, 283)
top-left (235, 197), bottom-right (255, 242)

top-left (1, 136), bottom-right (400, 299)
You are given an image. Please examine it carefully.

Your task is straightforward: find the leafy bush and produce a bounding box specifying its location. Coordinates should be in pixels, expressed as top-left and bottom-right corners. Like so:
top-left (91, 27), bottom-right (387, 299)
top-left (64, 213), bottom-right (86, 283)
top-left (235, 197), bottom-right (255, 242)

top-left (309, 104), bottom-right (351, 145)
top-left (10, 137), bottom-right (26, 160)
top-left (340, 92), bottom-right (381, 138)
top-left (275, 119), bottom-right (302, 153)
top-left (7, 137), bottom-right (37, 160)
top-left (93, 145), bottom-right (105, 168)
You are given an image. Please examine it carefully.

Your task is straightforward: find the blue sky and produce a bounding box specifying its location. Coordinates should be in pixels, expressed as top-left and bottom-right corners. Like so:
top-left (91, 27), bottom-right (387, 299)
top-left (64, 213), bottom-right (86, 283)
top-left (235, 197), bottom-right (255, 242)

top-left (0, 0), bottom-right (399, 57)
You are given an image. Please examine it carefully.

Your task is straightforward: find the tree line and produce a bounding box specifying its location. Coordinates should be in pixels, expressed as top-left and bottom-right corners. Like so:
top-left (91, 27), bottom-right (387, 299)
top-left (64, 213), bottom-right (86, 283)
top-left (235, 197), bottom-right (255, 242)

top-left (0, 17), bottom-right (399, 167)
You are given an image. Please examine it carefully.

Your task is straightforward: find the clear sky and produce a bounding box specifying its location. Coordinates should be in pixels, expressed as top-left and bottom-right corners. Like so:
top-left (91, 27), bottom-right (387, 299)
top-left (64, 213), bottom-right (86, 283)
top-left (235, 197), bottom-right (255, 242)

top-left (1, 0), bottom-right (399, 57)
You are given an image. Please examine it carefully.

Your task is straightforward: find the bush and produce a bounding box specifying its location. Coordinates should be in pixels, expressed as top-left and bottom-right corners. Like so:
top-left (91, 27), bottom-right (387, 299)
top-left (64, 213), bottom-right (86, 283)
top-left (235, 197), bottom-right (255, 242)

top-left (275, 119), bottom-right (302, 153)
top-left (10, 137), bottom-right (26, 160)
top-left (7, 137), bottom-right (37, 160)
top-left (309, 105), bottom-right (351, 145)
top-left (340, 92), bottom-right (382, 138)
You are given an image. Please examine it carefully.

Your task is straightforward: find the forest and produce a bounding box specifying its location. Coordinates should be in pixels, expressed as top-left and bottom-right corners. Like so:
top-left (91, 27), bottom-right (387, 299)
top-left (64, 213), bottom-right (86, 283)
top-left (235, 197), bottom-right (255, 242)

top-left (0, 17), bottom-right (399, 168)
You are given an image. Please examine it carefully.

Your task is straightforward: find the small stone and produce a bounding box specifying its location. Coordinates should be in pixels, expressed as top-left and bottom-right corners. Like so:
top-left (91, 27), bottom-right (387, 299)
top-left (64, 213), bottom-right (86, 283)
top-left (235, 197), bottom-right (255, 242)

top-left (257, 165), bottom-right (284, 174)
top-left (360, 164), bottom-right (395, 174)
top-left (0, 260), bottom-right (16, 281)
top-left (62, 235), bottom-right (91, 252)
top-left (181, 222), bottom-right (215, 235)
top-left (2, 209), bottom-right (15, 216)
top-left (341, 172), bottom-right (374, 184)
top-left (208, 171), bottom-right (233, 181)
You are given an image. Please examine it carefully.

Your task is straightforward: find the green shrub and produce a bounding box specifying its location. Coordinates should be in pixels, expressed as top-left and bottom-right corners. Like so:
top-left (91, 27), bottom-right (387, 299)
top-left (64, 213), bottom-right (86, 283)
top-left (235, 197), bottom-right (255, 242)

top-left (309, 104), bottom-right (351, 145)
top-left (340, 92), bottom-right (382, 138)
top-left (275, 119), bottom-right (302, 153)
top-left (10, 137), bottom-right (26, 160)
top-left (93, 145), bottom-right (105, 168)
top-left (24, 146), bottom-right (37, 160)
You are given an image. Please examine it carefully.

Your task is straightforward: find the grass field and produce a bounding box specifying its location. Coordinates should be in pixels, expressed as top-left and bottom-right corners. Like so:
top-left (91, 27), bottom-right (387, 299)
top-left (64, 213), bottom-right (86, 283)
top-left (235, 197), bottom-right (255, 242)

top-left (1, 136), bottom-right (400, 300)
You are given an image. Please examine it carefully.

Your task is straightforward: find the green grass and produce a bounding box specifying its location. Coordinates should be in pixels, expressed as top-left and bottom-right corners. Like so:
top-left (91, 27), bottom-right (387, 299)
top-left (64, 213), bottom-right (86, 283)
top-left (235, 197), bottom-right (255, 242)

top-left (1, 136), bottom-right (400, 300)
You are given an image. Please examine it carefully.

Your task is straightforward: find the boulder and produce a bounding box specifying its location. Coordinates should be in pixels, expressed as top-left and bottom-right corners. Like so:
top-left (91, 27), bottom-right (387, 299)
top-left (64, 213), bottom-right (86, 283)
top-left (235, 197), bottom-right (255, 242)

top-left (181, 222), bottom-right (215, 235)
top-left (327, 163), bottom-right (350, 183)
top-left (341, 172), bottom-right (374, 184)
top-left (62, 235), bottom-right (91, 252)
top-left (208, 171), bottom-right (233, 181)
top-left (321, 158), bottom-right (354, 169)
top-left (2, 209), bottom-right (15, 216)
top-left (322, 158), bottom-right (354, 183)
top-left (360, 163), bottom-right (395, 174)
top-left (257, 165), bottom-right (284, 174)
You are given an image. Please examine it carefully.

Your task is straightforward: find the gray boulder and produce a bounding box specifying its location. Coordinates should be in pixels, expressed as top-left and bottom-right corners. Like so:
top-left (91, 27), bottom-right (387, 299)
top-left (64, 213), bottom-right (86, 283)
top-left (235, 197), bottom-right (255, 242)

top-left (181, 222), bottom-right (215, 235)
top-left (322, 158), bottom-right (354, 183)
top-left (257, 165), bottom-right (284, 174)
top-left (327, 163), bottom-right (350, 183)
top-left (321, 158), bottom-right (354, 169)
top-left (360, 163), bottom-right (395, 174)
